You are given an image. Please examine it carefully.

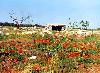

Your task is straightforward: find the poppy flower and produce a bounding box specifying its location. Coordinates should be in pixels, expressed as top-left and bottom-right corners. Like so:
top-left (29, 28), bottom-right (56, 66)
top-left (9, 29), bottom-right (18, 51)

top-left (11, 50), bottom-right (15, 53)
top-left (1, 61), bottom-right (5, 65)
top-left (33, 64), bottom-right (40, 70)
top-left (66, 52), bottom-right (80, 58)
top-left (18, 49), bottom-right (23, 54)
top-left (15, 44), bottom-right (21, 50)
top-left (13, 58), bottom-right (18, 63)
top-left (83, 55), bottom-right (90, 59)
top-left (80, 42), bottom-right (85, 47)
top-left (73, 42), bottom-right (78, 48)
top-left (61, 42), bottom-right (69, 48)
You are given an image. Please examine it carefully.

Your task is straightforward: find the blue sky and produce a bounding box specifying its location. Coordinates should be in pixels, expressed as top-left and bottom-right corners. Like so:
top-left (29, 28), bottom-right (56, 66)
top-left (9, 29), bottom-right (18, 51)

top-left (0, 0), bottom-right (100, 28)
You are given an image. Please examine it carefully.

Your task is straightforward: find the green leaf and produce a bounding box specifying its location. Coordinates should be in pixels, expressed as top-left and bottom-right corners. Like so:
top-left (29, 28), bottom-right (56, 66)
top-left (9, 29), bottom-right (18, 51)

top-left (56, 44), bottom-right (61, 49)
top-left (0, 48), bottom-right (5, 53)
top-left (84, 58), bottom-right (94, 64)
top-left (76, 57), bottom-right (84, 62)
top-left (84, 49), bottom-right (97, 55)
top-left (96, 41), bottom-right (100, 48)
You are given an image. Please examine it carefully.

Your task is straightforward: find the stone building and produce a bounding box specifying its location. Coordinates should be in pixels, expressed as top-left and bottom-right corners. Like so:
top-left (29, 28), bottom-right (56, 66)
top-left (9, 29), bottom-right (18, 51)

top-left (45, 24), bottom-right (66, 31)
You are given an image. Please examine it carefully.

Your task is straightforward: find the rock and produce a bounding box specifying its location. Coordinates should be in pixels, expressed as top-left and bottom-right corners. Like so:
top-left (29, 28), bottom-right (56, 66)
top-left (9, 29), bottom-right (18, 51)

top-left (29, 56), bottom-right (37, 60)
top-left (13, 28), bottom-right (17, 30)
top-left (5, 33), bottom-right (10, 35)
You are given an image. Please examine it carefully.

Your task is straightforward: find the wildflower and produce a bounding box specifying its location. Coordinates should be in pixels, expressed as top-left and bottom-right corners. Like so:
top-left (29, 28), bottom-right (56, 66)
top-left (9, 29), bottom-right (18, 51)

top-left (61, 43), bottom-right (67, 48)
top-left (1, 61), bottom-right (5, 65)
top-left (11, 50), bottom-right (15, 53)
top-left (83, 55), bottom-right (90, 59)
top-left (88, 44), bottom-right (96, 49)
top-left (33, 64), bottom-right (40, 70)
top-left (61, 42), bottom-right (69, 48)
top-left (18, 49), bottom-right (23, 54)
top-left (42, 39), bottom-right (50, 44)
top-left (66, 52), bottom-right (80, 58)
top-left (15, 44), bottom-right (21, 50)
top-left (13, 58), bottom-right (18, 63)
top-left (80, 42), bottom-right (85, 47)
top-left (73, 42), bottom-right (78, 48)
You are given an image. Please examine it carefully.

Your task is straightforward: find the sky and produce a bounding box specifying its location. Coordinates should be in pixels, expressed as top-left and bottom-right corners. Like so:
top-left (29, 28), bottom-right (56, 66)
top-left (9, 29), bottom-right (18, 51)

top-left (0, 0), bottom-right (100, 29)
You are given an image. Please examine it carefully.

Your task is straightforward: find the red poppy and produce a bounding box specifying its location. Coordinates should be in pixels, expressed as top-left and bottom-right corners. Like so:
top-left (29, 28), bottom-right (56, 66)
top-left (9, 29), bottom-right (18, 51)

top-left (88, 44), bottom-right (96, 49)
top-left (61, 43), bottom-right (66, 48)
top-left (13, 58), bottom-right (18, 63)
top-left (90, 55), bottom-right (97, 59)
top-left (11, 50), bottom-right (15, 53)
top-left (17, 49), bottom-right (23, 54)
top-left (33, 64), bottom-right (40, 70)
top-left (46, 40), bottom-right (50, 44)
top-left (83, 55), bottom-right (90, 59)
top-left (36, 40), bottom-right (42, 43)
top-left (66, 52), bottom-right (80, 58)
top-left (73, 42), bottom-right (78, 48)
top-left (1, 61), bottom-right (5, 65)
top-left (80, 42), bottom-right (85, 47)
top-left (31, 45), bottom-right (34, 48)
top-left (15, 44), bottom-right (21, 50)
top-left (61, 42), bottom-right (69, 48)
top-left (42, 39), bottom-right (50, 44)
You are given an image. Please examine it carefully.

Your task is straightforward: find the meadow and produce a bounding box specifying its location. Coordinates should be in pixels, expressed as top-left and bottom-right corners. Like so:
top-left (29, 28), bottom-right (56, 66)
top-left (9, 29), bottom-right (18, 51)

top-left (0, 27), bottom-right (100, 73)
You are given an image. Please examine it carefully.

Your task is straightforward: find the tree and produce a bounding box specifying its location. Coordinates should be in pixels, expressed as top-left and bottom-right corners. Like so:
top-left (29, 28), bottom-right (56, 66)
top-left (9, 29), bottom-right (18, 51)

top-left (67, 18), bottom-right (78, 29)
top-left (9, 10), bottom-right (30, 29)
top-left (80, 20), bottom-right (89, 30)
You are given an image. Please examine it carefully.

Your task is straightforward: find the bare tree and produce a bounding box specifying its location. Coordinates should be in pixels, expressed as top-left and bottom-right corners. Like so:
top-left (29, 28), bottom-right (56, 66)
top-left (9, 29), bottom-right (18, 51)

top-left (67, 18), bottom-right (78, 29)
top-left (9, 10), bottom-right (30, 29)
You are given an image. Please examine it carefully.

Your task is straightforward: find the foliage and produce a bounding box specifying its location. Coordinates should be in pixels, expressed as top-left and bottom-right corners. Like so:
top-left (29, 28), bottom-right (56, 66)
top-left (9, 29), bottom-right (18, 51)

top-left (80, 20), bottom-right (89, 30)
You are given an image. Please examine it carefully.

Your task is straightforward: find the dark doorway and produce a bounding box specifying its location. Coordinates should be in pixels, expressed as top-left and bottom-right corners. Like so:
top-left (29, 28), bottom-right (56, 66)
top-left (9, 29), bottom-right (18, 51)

top-left (52, 26), bottom-right (62, 31)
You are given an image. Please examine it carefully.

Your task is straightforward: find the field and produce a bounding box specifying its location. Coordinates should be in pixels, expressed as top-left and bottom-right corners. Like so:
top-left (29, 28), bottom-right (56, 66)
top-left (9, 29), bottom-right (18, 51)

top-left (0, 26), bottom-right (100, 73)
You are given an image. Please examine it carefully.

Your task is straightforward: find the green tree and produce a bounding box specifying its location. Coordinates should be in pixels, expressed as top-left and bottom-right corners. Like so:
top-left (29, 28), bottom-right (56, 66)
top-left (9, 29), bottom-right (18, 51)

top-left (80, 20), bottom-right (89, 30)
